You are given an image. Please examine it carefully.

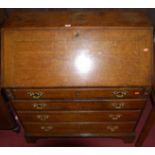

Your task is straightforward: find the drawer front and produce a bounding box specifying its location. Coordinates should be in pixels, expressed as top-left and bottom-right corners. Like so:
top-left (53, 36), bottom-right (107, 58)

top-left (23, 122), bottom-right (135, 136)
top-left (17, 111), bottom-right (141, 122)
top-left (7, 88), bottom-right (148, 100)
top-left (12, 99), bottom-right (145, 110)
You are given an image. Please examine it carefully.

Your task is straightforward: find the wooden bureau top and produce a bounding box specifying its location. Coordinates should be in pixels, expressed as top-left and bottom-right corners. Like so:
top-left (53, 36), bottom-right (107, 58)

top-left (1, 11), bottom-right (153, 88)
top-left (3, 10), bottom-right (152, 28)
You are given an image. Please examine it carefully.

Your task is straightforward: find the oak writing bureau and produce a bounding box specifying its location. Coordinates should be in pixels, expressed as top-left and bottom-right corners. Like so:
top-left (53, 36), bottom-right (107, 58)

top-left (0, 10), bottom-right (153, 145)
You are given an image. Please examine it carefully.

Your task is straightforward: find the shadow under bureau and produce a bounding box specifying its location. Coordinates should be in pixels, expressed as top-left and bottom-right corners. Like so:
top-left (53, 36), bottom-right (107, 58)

top-left (0, 10), bottom-right (153, 145)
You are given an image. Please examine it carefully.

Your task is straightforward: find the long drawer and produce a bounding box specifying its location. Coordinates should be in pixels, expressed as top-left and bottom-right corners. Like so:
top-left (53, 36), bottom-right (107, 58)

top-left (6, 88), bottom-right (148, 100)
top-left (12, 99), bottom-right (146, 111)
top-left (17, 110), bottom-right (141, 122)
top-left (23, 122), bottom-right (135, 136)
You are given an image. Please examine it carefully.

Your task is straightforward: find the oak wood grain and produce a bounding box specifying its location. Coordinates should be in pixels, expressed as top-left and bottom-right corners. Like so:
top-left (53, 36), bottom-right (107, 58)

top-left (17, 110), bottom-right (141, 122)
top-left (1, 29), bottom-right (153, 87)
top-left (11, 99), bottom-right (146, 111)
top-left (23, 122), bottom-right (136, 137)
top-left (4, 10), bottom-right (152, 28)
top-left (7, 88), bottom-right (148, 100)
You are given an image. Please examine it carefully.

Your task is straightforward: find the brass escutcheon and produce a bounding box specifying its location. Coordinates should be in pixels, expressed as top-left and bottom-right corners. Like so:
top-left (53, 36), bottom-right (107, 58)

top-left (75, 91), bottom-right (80, 97)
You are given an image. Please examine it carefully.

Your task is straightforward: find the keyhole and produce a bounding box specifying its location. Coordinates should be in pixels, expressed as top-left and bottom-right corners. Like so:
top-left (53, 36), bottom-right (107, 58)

top-left (75, 32), bottom-right (80, 38)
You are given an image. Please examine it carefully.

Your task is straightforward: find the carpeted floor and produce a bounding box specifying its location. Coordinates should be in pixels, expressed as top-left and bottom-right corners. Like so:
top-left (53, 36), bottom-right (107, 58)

top-left (0, 100), bottom-right (154, 147)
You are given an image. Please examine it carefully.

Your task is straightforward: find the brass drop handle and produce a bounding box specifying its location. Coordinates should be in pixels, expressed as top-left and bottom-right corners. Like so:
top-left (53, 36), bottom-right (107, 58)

top-left (41, 126), bottom-right (53, 132)
top-left (113, 90), bottom-right (127, 98)
top-left (33, 103), bottom-right (47, 110)
top-left (37, 115), bottom-right (49, 121)
top-left (109, 114), bottom-right (122, 120)
top-left (106, 125), bottom-right (119, 132)
top-left (112, 102), bottom-right (125, 109)
top-left (27, 92), bottom-right (44, 99)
